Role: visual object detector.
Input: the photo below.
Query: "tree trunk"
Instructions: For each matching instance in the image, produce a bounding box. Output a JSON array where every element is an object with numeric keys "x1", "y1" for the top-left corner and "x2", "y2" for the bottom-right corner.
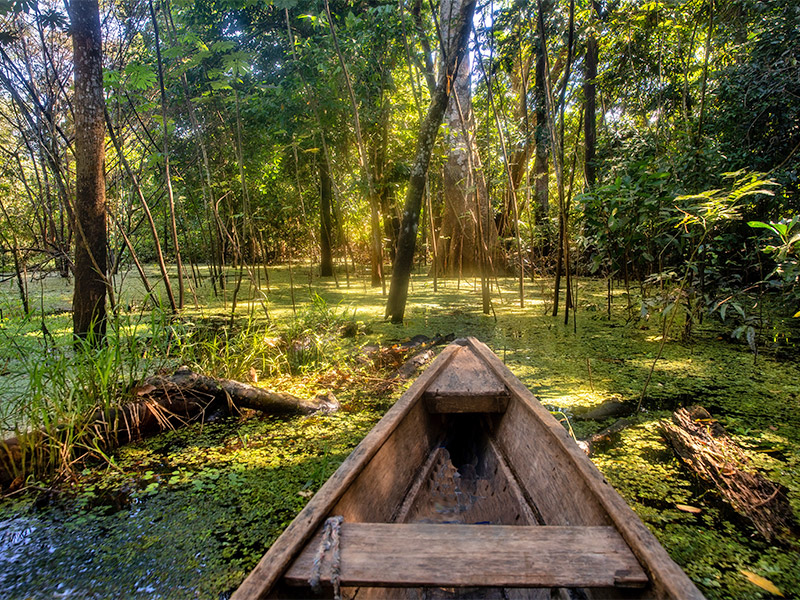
[
  {"x1": 533, "y1": 31, "x2": 549, "y2": 223},
  {"x1": 584, "y1": 14, "x2": 598, "y2": 189},
  {"x1": 385, "y1": 0, "x2": 477, "y2": 323},
  {"x1": 696, "y1": 0, "x2": 715, "y2": 142},
  {"x1": 69, "y1": 0, "x2": 107, "y2": 344},
  {"x1": 323, "y1": 0, "x2": 384, "y2": 290},
  {"x1": 498, "y1": 44, "x2": 534, "y2": 238},
  {"x1": 439, "y1": 53, "x2": 477, "y2": 275},
  {"x1": 106, "y1": 110, "x2": 177, "y2": 312},
  {"x1": 438, "y1": 0, "x2": 496, "y2": 277},
  {"x1": 149, "y1": 0, "x2": 185, "y2": 309},
  {"x1": 320, "y1": 154, "x2": 334, "y2": 277}
]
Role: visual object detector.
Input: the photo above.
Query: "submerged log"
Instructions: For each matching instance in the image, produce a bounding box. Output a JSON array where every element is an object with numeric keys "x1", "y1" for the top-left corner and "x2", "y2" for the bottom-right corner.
[
  {"x1": 579, "y1": 418, "x2": 632, "y2": 455},
  {"x1": 0, "y1": 368, "x2": 338, "y2": 490},
  {"x1": 661, "y1": 406, "x2": 796, "y2": 542}
]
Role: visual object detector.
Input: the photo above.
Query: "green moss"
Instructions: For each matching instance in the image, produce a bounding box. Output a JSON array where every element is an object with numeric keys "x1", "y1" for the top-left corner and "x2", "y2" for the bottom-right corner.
[{"x1": 0, "y1": 410, "x2": 382, "y2": 598}]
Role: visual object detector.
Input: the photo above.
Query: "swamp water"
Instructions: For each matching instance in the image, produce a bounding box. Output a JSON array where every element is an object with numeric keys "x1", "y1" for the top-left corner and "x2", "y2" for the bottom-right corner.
[
  {"x1": 0, "y1": 410, "x2": 382, "y2": 599},
  {"x1": 1, "y1": 275, "x2": 799, "y2": 598}
]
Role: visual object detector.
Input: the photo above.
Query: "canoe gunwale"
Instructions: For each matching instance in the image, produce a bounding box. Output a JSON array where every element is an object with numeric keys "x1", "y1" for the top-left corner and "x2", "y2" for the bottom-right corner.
[{"x1": 465, "y1": 338, "x2": 705, "y2": 600}]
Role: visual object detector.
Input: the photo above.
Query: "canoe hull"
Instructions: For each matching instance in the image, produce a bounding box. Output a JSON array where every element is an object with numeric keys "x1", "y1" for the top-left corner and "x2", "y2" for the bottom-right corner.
[{"x1": 233, "y1": 338, "x2": 704, "y2": 600}]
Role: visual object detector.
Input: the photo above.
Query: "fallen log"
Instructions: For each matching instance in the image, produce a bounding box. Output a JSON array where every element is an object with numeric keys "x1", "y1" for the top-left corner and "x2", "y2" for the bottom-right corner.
[
  {"x1": 92, "y1": 367, "x2": 338, "y2": 446},
  {"x1": 1, "y1": 368, "x2": 338, "y2": 490},
  {"x1": 661, "y1": 406, "x2": 796, "y2": 542},
  {"x1": 135, "y1": 367, "x2": 337, "y2": 415}
]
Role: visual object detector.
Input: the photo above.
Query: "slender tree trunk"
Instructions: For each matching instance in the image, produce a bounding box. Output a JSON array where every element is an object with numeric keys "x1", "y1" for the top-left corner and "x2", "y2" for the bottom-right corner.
[
  {"x1": 0, "y1": 200, "x2": 29, "y2": 315},
  {"x1": 106, "y1": 110, "x2": 177, "y2": 312},
  {"x1": 375, "y1": 95, "x2": 398, "y2": 261},
  {"x1": 148, "y1": 0, "x2": 184, "y2": 309},
  {"x1": 163, "y1": 0, "x2": 222, "y2": 300},
  {"x1": 697, "y1": 0, "x2": 715, "y2": 142},
  {"x1": 323, "y1": 0, "x2": 384, "y2": 291},
  {"x1": 69, "y1": 0, "x2": 107, "y2": 344},
  {"x1": 319, "y1": 154, "x2": 334, "y2": 277},
  {"x1": 473, "y1": 27, "x2": 523, "y2": 306},
  {"x1": 584, "y1": 5, "x2": 599, "y2": 189},
  {"x1": 385, "y1": 0, "x2": 477, "y2": 323},
  {"x1": 411, "y1": 0, "x2": 436, "y2": 95},
  {"x1": 545, "y1": 0, "x2": 575, "y2": 318},
  {"x1": 499, "y1": 34, "x2": 534, "y2": 238},
  {"x1": 533, "y1": 26, "x2": 549, "y2": 223}
]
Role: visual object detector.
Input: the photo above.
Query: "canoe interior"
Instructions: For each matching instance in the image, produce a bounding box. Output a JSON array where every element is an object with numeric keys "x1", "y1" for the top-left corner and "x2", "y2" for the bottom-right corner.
[{"x1": 274, "y1": 410, "x2": 644, "y2": 599}]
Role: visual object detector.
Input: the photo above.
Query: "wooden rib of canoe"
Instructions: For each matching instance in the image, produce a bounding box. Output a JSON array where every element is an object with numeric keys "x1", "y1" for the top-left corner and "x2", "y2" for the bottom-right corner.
[{"x1": 233, "y1": 337, "x2": 704, "y2": 600}]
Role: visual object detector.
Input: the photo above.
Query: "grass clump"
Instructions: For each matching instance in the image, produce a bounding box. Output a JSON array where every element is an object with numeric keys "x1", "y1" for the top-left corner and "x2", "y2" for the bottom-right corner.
[{"x1": 1, "y1": 307, "x2": 186, "y2": 486}]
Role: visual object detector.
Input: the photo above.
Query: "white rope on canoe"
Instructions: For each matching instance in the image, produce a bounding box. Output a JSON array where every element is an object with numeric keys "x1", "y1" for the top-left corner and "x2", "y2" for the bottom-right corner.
[{"x1": 309, "y1": 515, "x2": 344, "y2": 599}]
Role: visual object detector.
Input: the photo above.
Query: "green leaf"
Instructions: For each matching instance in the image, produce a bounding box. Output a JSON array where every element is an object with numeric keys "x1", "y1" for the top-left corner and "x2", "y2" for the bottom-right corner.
[
  {"x1": 747, "y1": 220, "x2": 773, "y2": 230},
  {"x1": 124, "y1": 63, "x2": 157, "y2": 91},
  {"x1": 211, "y1": 40, "x2": 236, "y2": 53}
]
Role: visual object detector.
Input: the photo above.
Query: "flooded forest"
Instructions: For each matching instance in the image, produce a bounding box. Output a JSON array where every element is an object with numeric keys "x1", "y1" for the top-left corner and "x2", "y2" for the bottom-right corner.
[{"x1": 0, "y1": 0, "x2": 798, "y2": 598}]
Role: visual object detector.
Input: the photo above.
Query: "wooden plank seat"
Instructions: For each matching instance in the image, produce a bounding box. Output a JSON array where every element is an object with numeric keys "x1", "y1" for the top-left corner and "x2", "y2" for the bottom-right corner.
[{"x1": 285, "y1": 523, "x2": 649, "y2": 589}]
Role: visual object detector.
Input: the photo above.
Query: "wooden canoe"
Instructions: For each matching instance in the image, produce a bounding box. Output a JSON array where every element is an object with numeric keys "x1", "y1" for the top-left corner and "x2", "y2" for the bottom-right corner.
[{"x1": 233, "y1": 337, "x2": 704, "y2": 600}]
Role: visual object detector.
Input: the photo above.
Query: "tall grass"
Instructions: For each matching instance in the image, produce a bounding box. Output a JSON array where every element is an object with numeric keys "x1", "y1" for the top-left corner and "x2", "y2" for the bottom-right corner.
[
  {"x1": 189, "y1": 292, "x2": 355, "y2": 380},
  {"x1": 1, "y1": 288, "x2": 358, "y2": 486},
  {"x1": 1, "y1": 306, "x2": 183, "y2": 485}
]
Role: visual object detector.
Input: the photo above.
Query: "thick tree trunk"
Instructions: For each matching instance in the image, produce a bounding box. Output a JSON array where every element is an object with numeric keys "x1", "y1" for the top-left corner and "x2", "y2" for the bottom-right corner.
[
  {"x1": 437, "y1": 0, "x2": 497, "y2": 278},
  {"x1": 319, "y1": 155, "x2": 334, "y2": 277},
  {"x1": 439, "y1": 52, "x2": 478, "y2": 275},
  {"x1": 69, "y1": 0, "x2": 107, "y2": 343},
  {"x1": 385, "y1": 0, "x2": 477, "y2": 323}
]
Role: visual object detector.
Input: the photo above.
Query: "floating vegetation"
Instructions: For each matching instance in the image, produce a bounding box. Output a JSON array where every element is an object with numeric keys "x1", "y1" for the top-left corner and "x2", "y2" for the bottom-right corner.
[{"x1": 1, "y1": 272, "x2": 798, "y2": 599}]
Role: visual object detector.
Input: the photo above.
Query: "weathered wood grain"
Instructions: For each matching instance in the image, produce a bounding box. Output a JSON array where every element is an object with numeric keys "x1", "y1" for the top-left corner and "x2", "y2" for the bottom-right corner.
[
  {"x1": 285, "y1": 523, "x2": 648, "y2": 588},
  {"x1": 233, "y1": 337, "x2": 705, "y2": 600},
  {"x1": 463, "y1": 337, "x2": 705, "y2": 600},
  {"x1": 662, "y1": 406, "x2": 796, "y2": 542},
  {"x1": 423, "y1": 345, "x2": 507, "y2": 398},
  {"x1": 424, "y1": 394, "x2": 509, "y2": 413}
]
